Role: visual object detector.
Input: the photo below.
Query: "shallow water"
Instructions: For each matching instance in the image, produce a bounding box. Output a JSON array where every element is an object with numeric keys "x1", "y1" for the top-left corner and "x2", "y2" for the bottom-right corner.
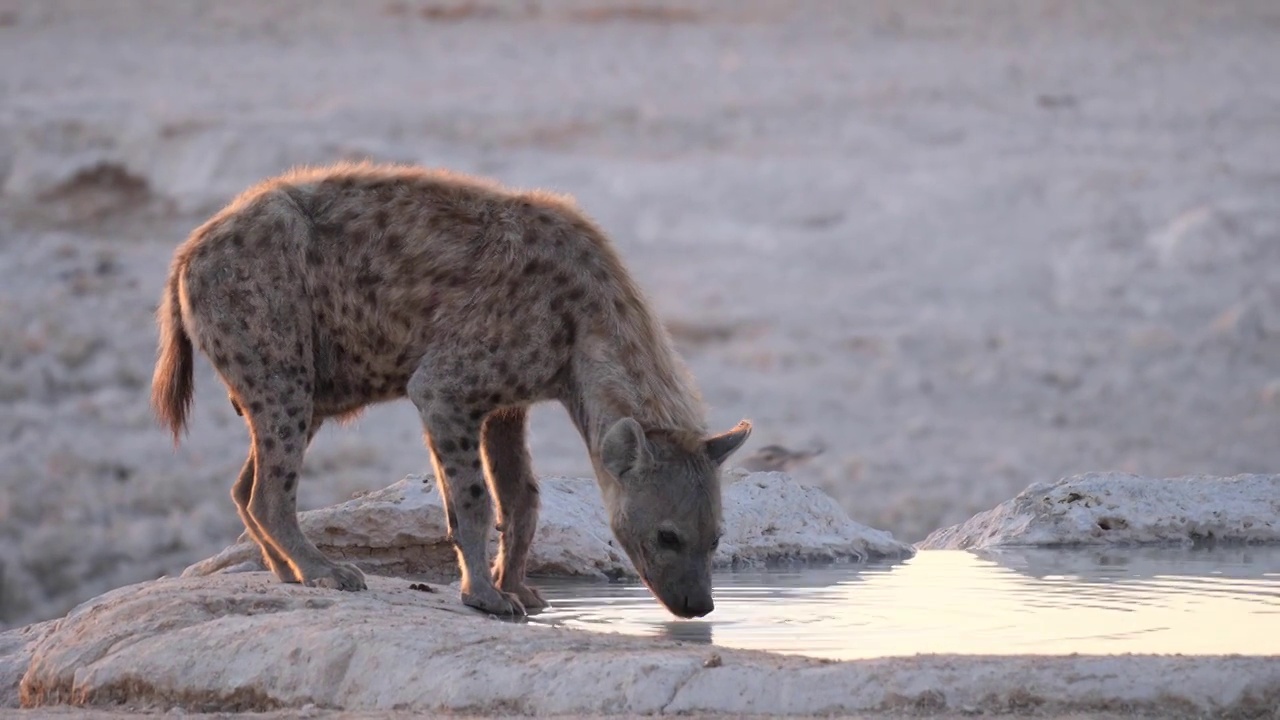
[{"x1": 527, "y1": 548, "x2": 1280, "y2": 659}]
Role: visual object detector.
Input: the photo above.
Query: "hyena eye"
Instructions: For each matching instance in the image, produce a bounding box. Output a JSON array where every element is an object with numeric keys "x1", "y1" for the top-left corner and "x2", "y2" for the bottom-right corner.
[
  {"x1": 657, "y1": 529, "x2": 682, "y2": 551},
  {"x1": 711, "y1": 534, "x2": 722, "y2": 551}
]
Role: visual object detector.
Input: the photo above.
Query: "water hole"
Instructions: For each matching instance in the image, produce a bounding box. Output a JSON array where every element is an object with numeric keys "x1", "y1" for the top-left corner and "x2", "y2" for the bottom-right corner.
[{"x1": 527, "y1": 548, "x2": 1280, "y2": 659}]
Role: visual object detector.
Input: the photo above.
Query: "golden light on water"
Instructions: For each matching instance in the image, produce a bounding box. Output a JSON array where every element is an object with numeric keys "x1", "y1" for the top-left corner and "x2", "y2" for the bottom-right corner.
[{"x1": 533, "y1": 550, "x2": 1280, "y2": 659}]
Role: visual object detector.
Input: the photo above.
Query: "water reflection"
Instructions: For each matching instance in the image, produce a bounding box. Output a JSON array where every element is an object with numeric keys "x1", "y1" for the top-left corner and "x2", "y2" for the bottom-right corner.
[
  {"x1": 528, "y1": 548, "x2": 1280, "y2": 659},
  {"x1": 659, "y1": 620, "x2": 714, "y2": 644}
]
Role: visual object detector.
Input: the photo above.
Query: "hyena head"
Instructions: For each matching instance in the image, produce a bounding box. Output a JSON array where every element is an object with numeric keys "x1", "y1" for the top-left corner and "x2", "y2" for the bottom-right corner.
[{"x1": 597, "y1": 418, "x2": 752, "y2": 618}]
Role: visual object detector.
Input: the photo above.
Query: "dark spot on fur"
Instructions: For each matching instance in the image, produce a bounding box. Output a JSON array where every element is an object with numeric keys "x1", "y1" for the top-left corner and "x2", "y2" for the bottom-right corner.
[
  {"x1": 471, "y1": 458, "x2": 482, "y2": 469},
  {"x1": 469, "y1": 483, "x2": 484, "y2": 499},
  {"x1": 444, "y1": 465, "x2": 458, "y2": 476},
  {"x1": 283, "y1": 472, "x2": 297, "y2": 492},
  {"x1": 566, "y1": 287, "x2": 585, "y2": 303},
  {"x1": 234, "y1": 352, "x2": 251, "y2": 366},
  {"x1": 469, "y1": 408, "x2": 486, "y2": 421},
  {"x1": 527, "y1": 481, "x2": 539, "y2": 494},
  {"x1": 306, "y1": 246, "x2": 324, "y2": 267},
  {"x1": 462, "y1": 501, "x2": 473, "y2": 510},
  {"x1": 458, "y1": 437, "x2": 472, "y2": 451},
  {"x1": 249, "y1": 401, "x2": 264, "y2": 413},
  {"x1": 560, "y1": 313, "x2": 577, "y2": 347},
  {"x1": 262, "y1": 437, "x2": 276, "y2": 451},
  {"x1": 488, "y1": 392, "x2": 502, "y2": 405}
]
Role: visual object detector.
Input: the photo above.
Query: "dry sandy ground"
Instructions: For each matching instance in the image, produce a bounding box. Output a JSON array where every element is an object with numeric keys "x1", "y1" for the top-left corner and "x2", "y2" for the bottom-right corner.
[{"x1": 1, "y1": 0, "x2": 1279, "y2": 628}]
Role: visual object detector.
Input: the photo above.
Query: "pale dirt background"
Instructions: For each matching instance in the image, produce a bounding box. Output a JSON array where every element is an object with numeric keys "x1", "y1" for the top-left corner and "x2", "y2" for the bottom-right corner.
[{"x1": 1, "y1": 0, "x2": 1278, "y2": 629}]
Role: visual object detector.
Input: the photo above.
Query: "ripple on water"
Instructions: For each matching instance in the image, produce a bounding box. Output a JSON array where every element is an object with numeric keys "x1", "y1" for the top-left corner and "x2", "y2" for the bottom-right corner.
[{"x1": 527, "y1": 547, "x2": 1280, "y2": 659}]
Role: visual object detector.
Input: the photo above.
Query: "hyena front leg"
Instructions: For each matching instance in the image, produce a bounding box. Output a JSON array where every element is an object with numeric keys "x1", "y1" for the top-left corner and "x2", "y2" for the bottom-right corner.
[
  {"x1": 482, "y1": 407, "x2": 547, "y2": 611},
  {"x1": 408, "y1": 367, "x2": 522, "y2": 616}
]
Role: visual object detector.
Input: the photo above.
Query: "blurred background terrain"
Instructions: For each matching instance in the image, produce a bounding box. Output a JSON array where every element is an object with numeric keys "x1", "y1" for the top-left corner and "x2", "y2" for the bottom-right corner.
[{"x1": 1, "y1": 0, "x2": 1278, "y2": 628}]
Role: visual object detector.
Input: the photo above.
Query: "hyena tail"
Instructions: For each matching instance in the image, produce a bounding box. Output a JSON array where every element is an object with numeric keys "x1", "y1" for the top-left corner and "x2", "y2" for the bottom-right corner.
[{"x1": 151, "y1": 265, "x2": 195, "y2": 444}]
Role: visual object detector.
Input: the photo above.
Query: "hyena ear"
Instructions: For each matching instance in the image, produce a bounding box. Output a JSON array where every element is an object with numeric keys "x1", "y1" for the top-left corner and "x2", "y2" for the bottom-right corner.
[
  {"x1": 705, "y1": 420, "x2": 753, "y2": 466},
  {"x1": 602, "y1": 417, "x2": 652, "y2": 480}
]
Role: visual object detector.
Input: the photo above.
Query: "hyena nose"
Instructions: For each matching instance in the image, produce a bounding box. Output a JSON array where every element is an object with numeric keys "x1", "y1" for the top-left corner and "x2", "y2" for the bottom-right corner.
[{"x1": 682, "y1": 594, "x2": 714, "y2": 618}]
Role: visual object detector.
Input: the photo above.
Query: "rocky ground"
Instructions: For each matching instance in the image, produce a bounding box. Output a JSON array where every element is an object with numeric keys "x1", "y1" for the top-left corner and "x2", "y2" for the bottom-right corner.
[
  {"x1": 5, "y1": 470, "x2": 1278, "y2": 718},
  {"x1": 2, "y1": 0, "x2": 1279, "y2": 629}
]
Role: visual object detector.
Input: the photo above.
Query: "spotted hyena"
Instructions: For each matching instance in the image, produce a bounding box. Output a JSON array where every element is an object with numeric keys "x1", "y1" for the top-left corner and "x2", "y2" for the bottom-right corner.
[{"x1": 151, "y1": 162, "x2": 752, "y2": 618}]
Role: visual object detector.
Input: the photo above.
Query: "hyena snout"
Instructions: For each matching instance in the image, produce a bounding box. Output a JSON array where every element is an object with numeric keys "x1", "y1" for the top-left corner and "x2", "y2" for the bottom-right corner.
[
  {"x1": 677, "y1": 592, "x2": 714, "y2": 619},
  {"x1": 649, "y1": 566, "x2": 715, "y2": 619}
]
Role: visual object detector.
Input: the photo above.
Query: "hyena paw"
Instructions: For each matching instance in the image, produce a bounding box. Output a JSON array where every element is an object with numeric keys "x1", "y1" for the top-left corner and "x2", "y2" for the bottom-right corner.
[
  {"x1": 502, "y1": 581, "x2": 548, "y2": 612},
  {"x1": 301, "y1": 561, "x2": 367, "y2": 592},
  {"x1": 462, "y1": 582, "x2": 526, "y2": 616}
]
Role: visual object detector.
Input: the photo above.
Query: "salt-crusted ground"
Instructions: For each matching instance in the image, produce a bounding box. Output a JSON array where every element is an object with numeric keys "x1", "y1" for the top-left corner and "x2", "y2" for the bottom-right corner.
[{"x1": 2, "y1": 0, "x2": 1278, "y2": 628}]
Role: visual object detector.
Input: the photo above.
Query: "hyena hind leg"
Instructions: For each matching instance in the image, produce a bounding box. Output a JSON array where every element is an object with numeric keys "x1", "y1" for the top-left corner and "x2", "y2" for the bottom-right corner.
[
  {"x1": 230, "y1": 418, "x2": 328, "y2": 583},
  {"x1": 243, "y1": 404, "x2": 365, "y2": 591},
  {"x1": 231, "y1": 452, "x2": 300, "y2": 583}
]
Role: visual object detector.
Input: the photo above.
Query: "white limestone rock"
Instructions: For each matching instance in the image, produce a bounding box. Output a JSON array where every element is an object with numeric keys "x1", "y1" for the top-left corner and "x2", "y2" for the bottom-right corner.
[
  {"x1": 919, "y1": 472, "x2": 1280, "y2": 550},
  {"x1": 14, "y1": 573, "x2": 1280, "y2": 715},
  {"x1": 0, "y1": 620, "x2": 56, "y2": 708},
  {"x1": 184, "y1": 471, "x2": 914, "y2": 581}
]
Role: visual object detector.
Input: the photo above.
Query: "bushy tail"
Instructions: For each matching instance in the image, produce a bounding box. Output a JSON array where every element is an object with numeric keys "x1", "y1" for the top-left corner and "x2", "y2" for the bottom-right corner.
[{"x1": 151, "y1": 267, "x2": 194, "y2": 443}]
